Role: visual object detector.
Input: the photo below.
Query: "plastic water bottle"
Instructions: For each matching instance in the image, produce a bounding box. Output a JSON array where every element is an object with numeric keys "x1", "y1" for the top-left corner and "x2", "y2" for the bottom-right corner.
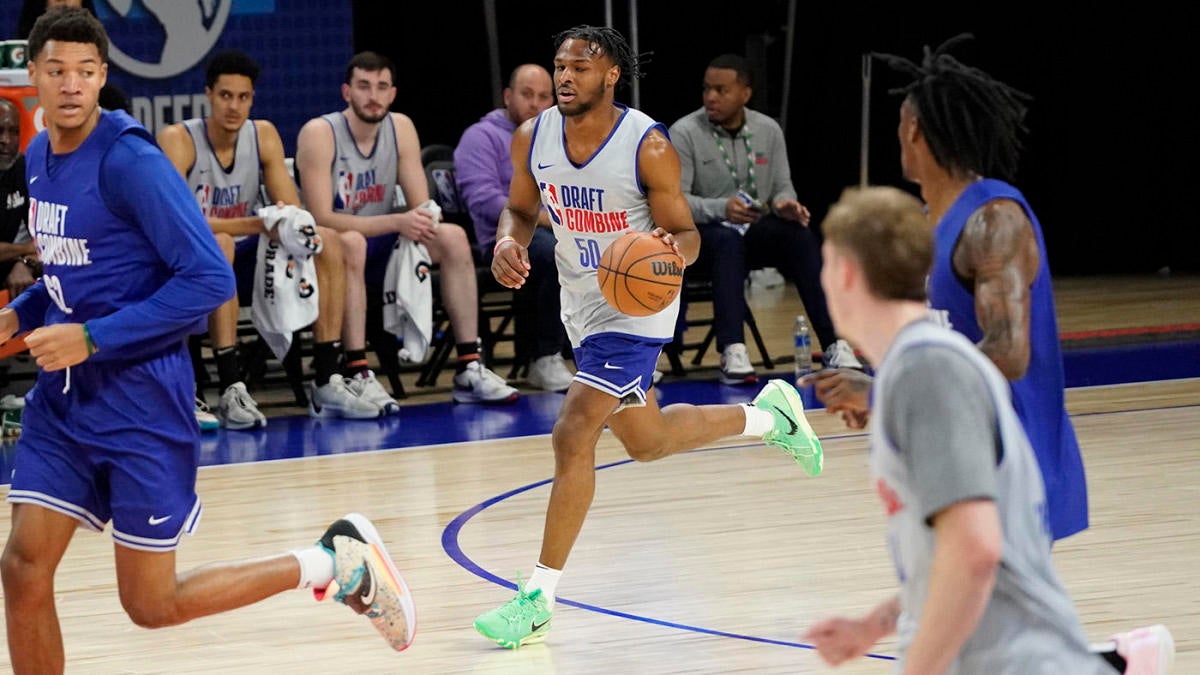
[{"x1": 794, "y1": 315, "x2": 812, "y2": 383}]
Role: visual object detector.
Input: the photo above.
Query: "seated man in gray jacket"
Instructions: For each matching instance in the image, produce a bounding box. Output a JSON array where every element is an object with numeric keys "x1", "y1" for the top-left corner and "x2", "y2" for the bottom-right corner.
[{"x1": 669, "y1": 54, "x2": 860, "y2": 384}]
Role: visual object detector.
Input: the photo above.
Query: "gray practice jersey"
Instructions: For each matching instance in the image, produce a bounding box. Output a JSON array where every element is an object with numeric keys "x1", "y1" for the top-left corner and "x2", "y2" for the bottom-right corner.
[
  {"x1": 183, "y1": 118, "x2": 262, "y2": 236},
  {"x1": 870, "y1": 319, "x2": 1108, "y2": 674},
  {"x1": 321, "y1": 111, "x2": 399, "y2": 218}
]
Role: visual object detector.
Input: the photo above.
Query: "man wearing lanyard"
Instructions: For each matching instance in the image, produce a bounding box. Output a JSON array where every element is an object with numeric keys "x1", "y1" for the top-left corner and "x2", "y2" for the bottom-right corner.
[{"x1": 669, "y1": 54, "x2": 861, "y2": 384}]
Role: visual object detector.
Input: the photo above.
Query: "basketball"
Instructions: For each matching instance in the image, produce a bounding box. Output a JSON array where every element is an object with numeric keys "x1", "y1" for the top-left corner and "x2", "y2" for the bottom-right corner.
[{"x1": 597, "y1": 231, "x2": 685, "y2": 316}]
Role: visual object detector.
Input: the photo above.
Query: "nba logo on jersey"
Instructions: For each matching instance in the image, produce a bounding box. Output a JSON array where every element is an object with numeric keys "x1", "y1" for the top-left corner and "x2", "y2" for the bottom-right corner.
[
  {"x1": 538, "y1": 181, "x2": 563, "y2": 226},
  {"x1": 335, "y1": 171, "x2": 355, "y2": 212},
  {"x1": 335, "y1": 169, "x2": 385, "y2": 214},
  {"x1": 194, "y1": 185, "x2": 211, "y2": 213}
]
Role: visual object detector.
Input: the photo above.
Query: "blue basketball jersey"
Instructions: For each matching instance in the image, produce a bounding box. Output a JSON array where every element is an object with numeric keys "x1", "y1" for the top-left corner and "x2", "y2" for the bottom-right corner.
[
  {"x1": 7, "y1": 110, "x2": 234, "y2": 550},
  {"x1": 927, "y1": 178, "x2": 1088, "y2": 540},
  {"x1": 13, "y1": 110, "x2": 233, "y2": 362}
]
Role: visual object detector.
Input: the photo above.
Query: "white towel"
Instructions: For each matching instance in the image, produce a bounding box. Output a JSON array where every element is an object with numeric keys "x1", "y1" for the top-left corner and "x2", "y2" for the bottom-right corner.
[
  {"x1": 258, "y1": 204, "x2": 324, "y2": 258},
  {"x1": 382, "y1": 238, "x2": 433, "y2": 363},
  {"x1": 251, "y1": 235, "x2": 319, "y2": 360}
]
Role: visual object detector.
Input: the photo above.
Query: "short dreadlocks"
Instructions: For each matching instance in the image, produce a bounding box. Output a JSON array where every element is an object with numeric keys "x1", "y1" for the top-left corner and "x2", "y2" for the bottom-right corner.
[
  {"x1": 552, "y1": 25, "x2": 646, "y2": 91},
  {"x1": 873, "y1": 34, "x2": 1031, "y2": 183}
]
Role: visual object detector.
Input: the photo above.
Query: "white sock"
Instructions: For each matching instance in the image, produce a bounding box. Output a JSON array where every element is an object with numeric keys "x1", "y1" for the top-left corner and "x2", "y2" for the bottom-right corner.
[
  {"x1": 292, "y1": 546, "x2": 335, "y2": 590},
  {"x1": 526, "y1": 563, "x2": 562, "y2": 610},
  {"x1": 742, "y1": 404, "x2": 775, "y2": 436}
]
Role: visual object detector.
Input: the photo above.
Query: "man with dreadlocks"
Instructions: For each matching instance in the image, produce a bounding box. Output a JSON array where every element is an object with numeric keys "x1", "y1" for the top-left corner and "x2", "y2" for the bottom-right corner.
[
  {"x1": 475, "y1": 25, "x2": 824, "y2": 649},
  {"x1": 805, "y1": 34, "x2": 1088, "y2": 542}
]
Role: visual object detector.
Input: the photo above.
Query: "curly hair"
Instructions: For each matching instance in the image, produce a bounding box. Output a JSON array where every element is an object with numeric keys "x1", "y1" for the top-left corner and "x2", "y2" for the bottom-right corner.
[{"x1": 552, "y1": 25, "x2": 646, "y2": 90}]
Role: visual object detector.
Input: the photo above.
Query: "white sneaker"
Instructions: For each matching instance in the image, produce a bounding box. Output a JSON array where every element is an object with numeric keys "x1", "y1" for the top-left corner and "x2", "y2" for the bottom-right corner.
[
  {"x1": 749, "y1": 267, "x2": 785, "y2": 289},
  {"x1": 217, "y1": 382, "x2": 267, "y2": 430},
  {"x1": 823, "y1": 339, "x2": 864, "y2": 371},
  {"x1": 194, "y1": 396, "x2": 220, "y2": 432},
  {"x1": 527, "y1": 354, "x2": 574, "y2": 392},
  {"x1": 452, "y1": 361, "x2": 519, "y2": 404},
  {"x1": 348, "y1": 370, "x2": 401, "y2": 415},
  {"x1": 1109, "y1": 624, "x2": 1175, "y2": 675},
  {"x1": 719, "y1": 343, "x2": 757, "y2": 385},
  {"x1": 309, "y1": 374, "x2": 386, "y2": 419}
]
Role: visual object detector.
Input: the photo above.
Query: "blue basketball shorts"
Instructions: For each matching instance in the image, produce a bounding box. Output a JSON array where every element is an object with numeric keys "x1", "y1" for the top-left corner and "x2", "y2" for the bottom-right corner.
[
  {"x1": 6, "y1": 349, "x2": 203, "y2": 551},
  {"x1": 573, "y1": 333, "x2": 667, "y2": 411},
  {"x1": 365, "y1": 232, "x2": 401, "y2": 289},
  {"x1": 233, "y1": 235, "x2": 258, "y2": 307}
]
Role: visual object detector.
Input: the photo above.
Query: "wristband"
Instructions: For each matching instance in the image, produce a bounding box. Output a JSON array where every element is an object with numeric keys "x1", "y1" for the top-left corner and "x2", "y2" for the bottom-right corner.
[
  {"x1": 83, "y1": 323, "x2": 98, "y2": 356},
  {"x1": 493, "y1": 235, "x2": 518, "y2": 256}
]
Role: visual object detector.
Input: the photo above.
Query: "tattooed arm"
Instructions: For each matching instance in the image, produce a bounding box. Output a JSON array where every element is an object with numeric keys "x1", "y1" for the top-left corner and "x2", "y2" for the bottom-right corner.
[{"x1": 952, "y1": 199, "x2": 1040, "y2": 380}]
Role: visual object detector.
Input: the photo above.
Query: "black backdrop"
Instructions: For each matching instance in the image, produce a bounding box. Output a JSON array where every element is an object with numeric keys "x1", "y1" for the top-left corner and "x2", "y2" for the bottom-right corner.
[{"x1": 353, "y1": 2, "x2": 1196, "y2": 276}]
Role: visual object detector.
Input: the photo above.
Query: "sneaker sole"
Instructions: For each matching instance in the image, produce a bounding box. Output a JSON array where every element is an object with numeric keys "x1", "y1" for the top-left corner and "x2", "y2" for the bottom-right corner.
[
  {"x1": 342, "y1": 513, "x2": 417, "y2": 651},
  {"x1": 528, "y1": 377, "x2": 573, "y2": 392},
  {"x1": 307, "y1": 405, "x2": 386, "y2": 420},
  {"x1": 452, "y1": 391, "x2": 520, "y2": 405},
  {"x1": 474, "y1": 619, "x2": 551, "y2": 649},
  {"x1": 220, "y1": 417, "x2": 267, "y2": 431}
]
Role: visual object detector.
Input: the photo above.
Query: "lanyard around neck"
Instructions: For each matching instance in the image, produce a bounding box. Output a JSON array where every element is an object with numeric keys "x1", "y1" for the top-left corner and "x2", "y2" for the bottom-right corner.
[{"x1": 710, "y1": 124, "x2": 757, "y2": 200}]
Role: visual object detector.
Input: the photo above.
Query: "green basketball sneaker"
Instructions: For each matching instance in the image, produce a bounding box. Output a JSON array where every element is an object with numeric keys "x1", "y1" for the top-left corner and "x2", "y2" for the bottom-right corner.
[
  {"x1": 474, "y1": 579, "x2": 553, "y2": 649},
  {"x1": 752, "y1": 379, "x2": 823, "y2": 476}
]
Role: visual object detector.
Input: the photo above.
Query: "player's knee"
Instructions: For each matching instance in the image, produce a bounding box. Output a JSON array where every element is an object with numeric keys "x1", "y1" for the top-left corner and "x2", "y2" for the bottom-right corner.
[
  {"x1": 214, "y1": 232, "x2": 236, "y2": 260},
  {"x1": 121, "y1": 595, "x2": 180, "y2": 629},
  {"x1": 438, "y1": 224, "x2": 472, "y2": 262},
  {"x1": 551, "y1": 417, "x2": 600, "y2": 463},
  {"x1": 0, "y1": 546, "x2": 53, "y2": 599},
  {"x1": 623, "y1": 436, "x2": 670, "y2": 462},
  {"x1": 339, "y1": 231, "x2": 366, "y2": 270},
  {"x1": 316, "y1": 226, "x2": 342, "y2": 255}
]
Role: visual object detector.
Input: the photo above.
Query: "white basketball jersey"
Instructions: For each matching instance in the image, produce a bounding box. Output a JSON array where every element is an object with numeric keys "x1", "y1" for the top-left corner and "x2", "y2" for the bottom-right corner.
[
  {"x1": 529, "y1": 104, "x2": 679, "y2": 346},
  {"x1": 183, "y1": 118, "x2": 262, "y2": 242}
]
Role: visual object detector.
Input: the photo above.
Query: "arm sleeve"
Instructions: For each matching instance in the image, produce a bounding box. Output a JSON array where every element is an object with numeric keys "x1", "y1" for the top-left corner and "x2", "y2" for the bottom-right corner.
[
  {"x1": 882, "y1": 345, "x2": 1000, "y2": 524},
  {"x1": 8, "y1": 279, "x2": 50, "y2": 332},
  {"x1": 86, "y1": 134, "x2": 235, "y2": 355},
  {"x1": 453, "y1": 127, "x2": 508, "y2": 236},
  {"x1": 765, "y1": 123, "x2": 798, "y2": 203}
]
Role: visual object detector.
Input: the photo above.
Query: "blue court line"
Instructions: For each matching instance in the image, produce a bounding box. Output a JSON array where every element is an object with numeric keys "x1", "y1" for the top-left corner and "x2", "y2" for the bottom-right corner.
[{"x1": 440, "y1": 442, "x2": 897, "y2": 662}]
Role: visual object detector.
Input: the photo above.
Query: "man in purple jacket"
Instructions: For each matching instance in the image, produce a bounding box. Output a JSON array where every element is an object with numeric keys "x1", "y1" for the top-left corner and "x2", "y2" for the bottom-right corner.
[{"x1": 454, "y1": 64, "x2": 574, "y2": 391}]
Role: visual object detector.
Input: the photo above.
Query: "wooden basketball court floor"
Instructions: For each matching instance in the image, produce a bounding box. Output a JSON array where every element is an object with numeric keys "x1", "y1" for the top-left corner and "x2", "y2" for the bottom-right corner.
[{"x1": 0, "y1": 274, "x2": 1197, "y2": 673}]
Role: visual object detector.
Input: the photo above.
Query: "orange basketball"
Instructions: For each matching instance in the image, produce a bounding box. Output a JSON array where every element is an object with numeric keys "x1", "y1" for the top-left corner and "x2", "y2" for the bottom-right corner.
[{"x1": 597, "y1": 231, "x2": 685, "y2": 317}]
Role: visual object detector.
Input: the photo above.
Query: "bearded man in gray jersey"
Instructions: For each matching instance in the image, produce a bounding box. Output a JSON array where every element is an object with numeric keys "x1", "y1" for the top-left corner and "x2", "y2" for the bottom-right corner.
[{"x1": 801, "y1": 186, "x2": 1173, "y2": 675}]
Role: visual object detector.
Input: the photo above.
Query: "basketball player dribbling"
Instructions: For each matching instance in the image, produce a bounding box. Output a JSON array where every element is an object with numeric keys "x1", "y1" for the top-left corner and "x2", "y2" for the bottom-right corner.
[{"x1": 475, "y1": 25, "x2": 823, "y2": 649}]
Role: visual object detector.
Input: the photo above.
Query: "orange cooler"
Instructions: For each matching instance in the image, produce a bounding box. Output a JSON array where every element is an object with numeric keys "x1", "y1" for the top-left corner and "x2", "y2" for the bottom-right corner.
[{"x1": 0, "y1": 69, "x2": 40, "y2": 153}]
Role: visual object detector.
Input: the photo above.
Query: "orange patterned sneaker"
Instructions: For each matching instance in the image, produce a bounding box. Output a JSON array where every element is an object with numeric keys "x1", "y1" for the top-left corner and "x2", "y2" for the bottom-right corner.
[{"x1": 315, "y1": 513, "x2": 416, "y2": 651}]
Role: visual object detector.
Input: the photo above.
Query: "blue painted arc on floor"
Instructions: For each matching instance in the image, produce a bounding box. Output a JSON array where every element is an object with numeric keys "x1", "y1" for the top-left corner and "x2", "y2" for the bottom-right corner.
[{"x1": 441, "y1": 443, "x2": 898, "y2": 661}]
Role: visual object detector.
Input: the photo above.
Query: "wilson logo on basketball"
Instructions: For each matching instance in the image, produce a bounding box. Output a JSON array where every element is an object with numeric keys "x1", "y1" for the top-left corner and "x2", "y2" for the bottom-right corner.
[
  {"x1": 650, "y1": 260, "x2": 683, "y2": 278},
  {"x1": 597, "y1": 231, "x2": 684, "y2": 317}
]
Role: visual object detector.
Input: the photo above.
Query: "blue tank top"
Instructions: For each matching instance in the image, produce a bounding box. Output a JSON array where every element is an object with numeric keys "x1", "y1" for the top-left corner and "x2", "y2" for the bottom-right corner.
[{"x1": 927, "y1": 178, "x2": 1088, "y2": 540}]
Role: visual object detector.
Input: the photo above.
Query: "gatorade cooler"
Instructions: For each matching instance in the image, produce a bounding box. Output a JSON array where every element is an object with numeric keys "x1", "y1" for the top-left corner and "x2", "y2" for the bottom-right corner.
[{"x1": 0, "y1": 68, "x2": 40, "y2": 153}]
